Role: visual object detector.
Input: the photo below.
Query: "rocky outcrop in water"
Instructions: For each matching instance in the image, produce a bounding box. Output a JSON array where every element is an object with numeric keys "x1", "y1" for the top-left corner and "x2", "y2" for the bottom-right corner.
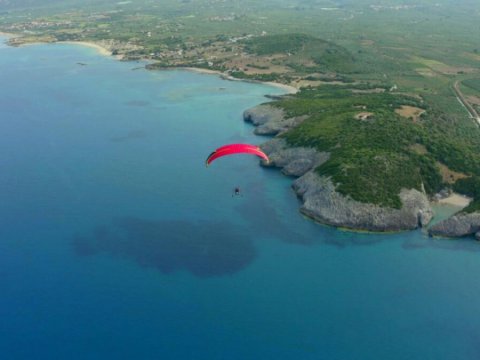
[
  {"x1": 243, "y1": 104, "x2": 307, "y2": 136},
  {"x1": 243, "y1": 104, "x2": 434, "y2": 232},
  {"x1": 429, "y1": 213, "x2": 480, "y2": 238}
]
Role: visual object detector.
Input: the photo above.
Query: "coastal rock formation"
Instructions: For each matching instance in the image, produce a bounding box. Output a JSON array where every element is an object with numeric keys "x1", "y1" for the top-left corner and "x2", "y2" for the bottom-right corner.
[
  {"x1": 243, "y1": 104, "x2": 307, "y2": 135},
  {"x1": 257, "y1": 138, "x2": 432, "y2": 231},
  {"x1": 243, "y1": 103, "x2": 434, "y2": 232},
  {"x1": 429, "y1": 213, "x2": 480, "y2": 238},
  {"x1": 293, "y1": 172, "x2": 433, "y2": 232},
  {"x1": 260, "y1": 138, "x2": 330, "y2": 177}
]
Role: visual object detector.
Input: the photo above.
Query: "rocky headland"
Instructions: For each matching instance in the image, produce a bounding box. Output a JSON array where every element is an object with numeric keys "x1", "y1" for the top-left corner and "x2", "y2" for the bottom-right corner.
[
  {"x1": 293, "y1": 172, "x2": 433, "y2": 232},
  {"x1": 244, "y1": 103, "x2": 435, "y2": 232},
  {"x1": 244, "y1": 104, "x2": 306, "y2": 136}
]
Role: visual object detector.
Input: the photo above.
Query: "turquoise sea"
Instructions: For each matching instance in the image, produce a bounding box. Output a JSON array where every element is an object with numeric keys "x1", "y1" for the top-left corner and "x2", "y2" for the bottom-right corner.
[{"x1": 1, "y1": 37, "x2": 480, "y2": 359}]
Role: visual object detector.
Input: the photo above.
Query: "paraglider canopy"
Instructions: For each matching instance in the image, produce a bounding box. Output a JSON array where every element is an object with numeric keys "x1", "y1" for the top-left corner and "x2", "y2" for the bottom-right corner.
[{"x1": 206, "y1": 143, "x2": 269, "y2": 166}]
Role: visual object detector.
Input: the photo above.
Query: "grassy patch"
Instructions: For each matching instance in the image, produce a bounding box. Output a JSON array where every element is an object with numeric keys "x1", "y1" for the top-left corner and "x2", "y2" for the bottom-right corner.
[
  {"x1": 244, "y1": 33, "x2": 356, "y2": 73},
  {"x1": 463, "y1": 78, "x2": 480, "y2": 93}
]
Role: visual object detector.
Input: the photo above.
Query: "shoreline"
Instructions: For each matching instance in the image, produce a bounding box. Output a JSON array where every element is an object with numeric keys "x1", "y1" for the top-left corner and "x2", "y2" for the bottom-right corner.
[
  {"x1": 2, "y1": 36, "x2": 298, "y2": 95},
  {"x1": 3, "y1": 35, "x2": 476, "y2": 235},
  {"x1": 435, "y1": 192, "x2": 471, "y2": 208},
  {"x1": 430, "y1": 193, "x2": 471, "y2": 226},
  {"x1": 181, "y1": 67, "x2": 298, "y2": 94},
  {"x1": 264, "y1": 81, "x2": 299, "y2": 94},
  {"x1": 57, "y1": 41, "x2": 112, "y2": 56},
  {"x1": 0, "y1": 31, "x2": 16, "y2": 38}
]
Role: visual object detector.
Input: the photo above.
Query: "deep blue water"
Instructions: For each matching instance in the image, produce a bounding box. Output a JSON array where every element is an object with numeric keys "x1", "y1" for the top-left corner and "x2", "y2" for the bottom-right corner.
[{"x1": 1, "y1": 38, "x2": 480, "y2": 360}]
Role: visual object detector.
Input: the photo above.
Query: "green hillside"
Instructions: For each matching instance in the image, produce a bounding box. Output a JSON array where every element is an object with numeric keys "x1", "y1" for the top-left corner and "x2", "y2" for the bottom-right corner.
[{"x1": 277, "y1": 84, "x2": 480, "y2": 209}]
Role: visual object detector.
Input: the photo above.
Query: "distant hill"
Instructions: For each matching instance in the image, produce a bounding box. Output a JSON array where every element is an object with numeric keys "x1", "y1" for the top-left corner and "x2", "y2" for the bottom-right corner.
[
  {"x1": 244, "y1": 33, "x2": 356, "y2": 73},
  {"x1": 0, "y1": 0, "x2": 64, "y2": 8},
  {"x1": 0, "y1": 0, "x2": 114, "y2": 10}
]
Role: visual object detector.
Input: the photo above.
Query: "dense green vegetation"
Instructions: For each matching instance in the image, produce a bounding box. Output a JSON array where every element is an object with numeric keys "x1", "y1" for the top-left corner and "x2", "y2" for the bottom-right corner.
[
  {"x1": 244, "y1": 33, "x2": 319, "y2": 56},
  {"x1": 244, "y1": 33, "x2": 356, "y2": 73},
  {"x1": 277, "y1": 84, "x2": 480, "y2": 208},
  {"x1": 278, "y1": 87, "x2": 432, "y2": 207},
  {"x1": 229, "y1": 71, "x2": 283, "y2": 82},
  {"x1": 453, "y1": 177, "x2": 480, "y2": 212}
]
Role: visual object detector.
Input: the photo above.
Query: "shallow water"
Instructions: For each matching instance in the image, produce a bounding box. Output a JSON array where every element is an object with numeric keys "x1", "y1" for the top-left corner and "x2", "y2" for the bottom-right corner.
[{"x1": 1, "y1": 38, "x2": 480, "y2": 360}]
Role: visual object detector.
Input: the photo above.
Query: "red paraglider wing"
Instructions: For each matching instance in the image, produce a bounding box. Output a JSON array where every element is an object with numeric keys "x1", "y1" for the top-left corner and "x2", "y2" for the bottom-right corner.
[
  {"x1": 214, "y1": 143, "x2": 259, "y2": 153},
  {"x1": 206, "y1": 144, "x2": 269, "y2": 166},
  {"x1": 206, "y1": 146, "x2": 268, "y2": 165}
]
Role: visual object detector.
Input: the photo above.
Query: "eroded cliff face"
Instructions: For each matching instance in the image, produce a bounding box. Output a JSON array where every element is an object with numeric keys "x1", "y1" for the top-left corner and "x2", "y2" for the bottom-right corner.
[
  {"x1": 260, "y1": 138, "x2": 330, "y2": 177},
  {"x1": 244, "y1": 103, "x2": 434, "y2": 232},
  {"x1": 243, "y1": 104, "x2": 307, "y2": 136},
  {"x1": 293, "y1": 172, "x2": 433, "y2": 232},
  {"x1": 429, "y1": 213, "x2": 480, "y2": 239}
]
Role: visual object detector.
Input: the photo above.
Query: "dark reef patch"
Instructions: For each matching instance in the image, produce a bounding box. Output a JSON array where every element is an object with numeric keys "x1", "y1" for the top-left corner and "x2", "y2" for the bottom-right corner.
[
  {"x1": 234, "y1": 181, "x2": 312, "y2": 245},
  {"x1": 73, "y1": 217, "x2": 256, "y2": 277}
]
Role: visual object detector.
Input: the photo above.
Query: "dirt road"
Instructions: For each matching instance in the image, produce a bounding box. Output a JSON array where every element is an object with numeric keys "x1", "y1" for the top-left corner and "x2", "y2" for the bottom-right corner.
[{"x1": 453, "y1": 80, "x2": 480, "y2": 123}]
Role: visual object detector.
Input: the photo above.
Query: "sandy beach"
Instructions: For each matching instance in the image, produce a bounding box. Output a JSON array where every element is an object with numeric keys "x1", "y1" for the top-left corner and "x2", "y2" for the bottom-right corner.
[
  {"x1": 58, "y1": 41, "x2": 112, "y2": 56},
  {"x1": 437, "y1": 192, "x2": 471, "y2": 207},
  {"x1": 264, "y1": 81, "x2": 298, "y2": 94},
  {"x1": 184, "y1": 67, "x2": 223, "y2": 75},
  {"x1": 2, "y1": 36, "x2": 297, "y2": 94},
  {"x1": 183, "y1": 67, "x2": 298, "y2": 94}
]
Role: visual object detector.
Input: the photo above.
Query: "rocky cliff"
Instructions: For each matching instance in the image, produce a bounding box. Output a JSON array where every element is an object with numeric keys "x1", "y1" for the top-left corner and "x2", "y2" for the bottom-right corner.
[
  {"x1": 244, "y1": 103, "x2": 434, "y2": 232},
  {"x1": 260, "y1": 138, "x2": 330, "y2": 177},
  {"x1": 429, "y1": 213, "x2": 480, "y2": 239},
  {"x1": 244, "y1": 104, "x2": 308, "y2": 136},
  {"x1": 293, "y1": 172, "x2": 433, "y2": 232}
]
